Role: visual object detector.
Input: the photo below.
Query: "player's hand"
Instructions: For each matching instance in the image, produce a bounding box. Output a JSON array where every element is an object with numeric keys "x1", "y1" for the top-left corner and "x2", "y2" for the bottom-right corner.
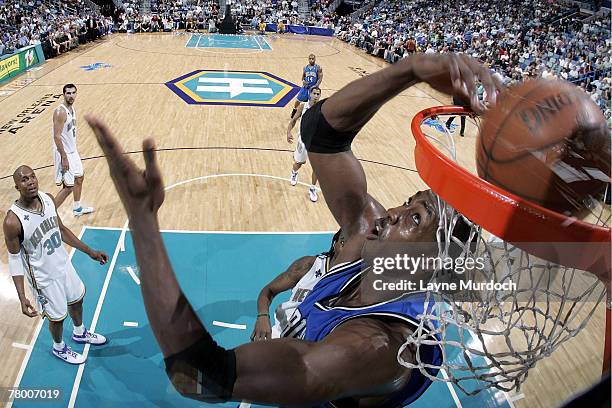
[
  {"x1": 410, "y1": 53, "x2": 504, "y2": 115},
  {"x1": 250, "y1": 315, "x2": 272, "y2": 341},
  {"x1": 61, "y1": 155, "x2": 70, "y2": 172},
  {"x1": 20, "y1": 298, "x2": 38, "y2": 317},
  {"x1": 85, "y1": 115, "x2": 165, "y2": 218},
  {"x1": 287, "y1": 130, "x2": 294, "y2": 143},
  {"x1": 88, "y1": 249, "x2": 109, "y2": 265}
]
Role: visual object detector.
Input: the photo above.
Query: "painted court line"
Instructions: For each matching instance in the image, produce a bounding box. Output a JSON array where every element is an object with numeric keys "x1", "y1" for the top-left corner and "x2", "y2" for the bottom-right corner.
[
  {"x1": 123, "y1": 321, "x2": 139, "y2": 327},
  {"x1": 259, "y1": 35, "x2": 272, "y2": 50},
  {"x1": 213, "y1": 321, "x2": 247, "y2": 330},
  {"x1": 509, "y1": 393, "x2": 525, "y2": 402},
  {"x1": 11, "y1": 342, "x2": 31, "y2": 350},
  {"x1": 440, "y1": 369, "x2": 462, "y2": 408},
  {"x1": 126, "y1": 266, "x2": 141, "y2": 285},
  {"x1": 68, "y1": 221, "x2": 129, "y2": 408},
  {"x1": 7, "y1": 227, "x2": 86, "y2": 408},
  {"x1": 254, "y1": 35, "x2": 263, "y2": 51}
]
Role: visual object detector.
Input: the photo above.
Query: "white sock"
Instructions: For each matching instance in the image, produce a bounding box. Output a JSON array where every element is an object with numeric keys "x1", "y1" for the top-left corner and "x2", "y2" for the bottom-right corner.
[
  {"x1": 310, "y1": 185, "x2": 316, "y2": 191},
  {"x1": 73, "y1": 324, "x2": 85, "y2": 335},
  {"x1": 53, "y1": 340, "x2": 65, "y2": 351},
  {"x1": 74, "y1": 201, "x2": 81, "y2": 210},
  {"x1": 292, "y1": 170, "x2": 298, "y2": 175}
]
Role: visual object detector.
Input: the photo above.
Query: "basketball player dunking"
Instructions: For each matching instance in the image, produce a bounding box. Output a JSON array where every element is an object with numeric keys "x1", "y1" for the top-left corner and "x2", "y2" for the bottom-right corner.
[
  {"x1": 287, "y1": 86, "x2": 321, "y2": 202},
  {"x1": 53, "y1": 84, "x2": 95, "y2": 216},
  {"x1": 290, "y1": 54, "x2": 323, "y2": 118},
  {"x1": 86, "y1": 52, "x2": 503, "y2": 406},
  {"x1": 4, "y1": 166, "x2": 109, "y2": 364}
]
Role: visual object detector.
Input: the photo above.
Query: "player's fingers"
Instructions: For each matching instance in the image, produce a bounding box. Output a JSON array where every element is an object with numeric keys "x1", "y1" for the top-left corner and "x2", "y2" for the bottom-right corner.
[
  {"x1": 143, "y1": 138, "x2": 163, "y2": 186},
  {"x1": 457, "y1": 56, "x2": 483, "y2": 114},
  {"x1": 475, "y1": 64, "x2": 500, "y2": 107},
  {"x1": 457, "y1": 56, "x2": 477, "y2": 97},
  {"x1": 25, "y1": 304, "x2": 37, "y2": 316},
  {"x1": 448, "y1": 54, "x2": 462, "y2": 93}
]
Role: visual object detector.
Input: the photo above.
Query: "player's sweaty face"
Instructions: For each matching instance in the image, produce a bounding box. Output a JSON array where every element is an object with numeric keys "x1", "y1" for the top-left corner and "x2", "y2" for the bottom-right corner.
[
  {"x1": 375, "y1": 190, "x2": 439, "y2": 242},
  {"x1": 15, "y1": 170, "x2": 39, "y2": 198}
]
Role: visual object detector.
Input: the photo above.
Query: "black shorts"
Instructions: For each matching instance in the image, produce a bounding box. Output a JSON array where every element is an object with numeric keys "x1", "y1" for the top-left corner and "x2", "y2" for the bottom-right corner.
[{"x1": 300, "y1": 98, "x2": 358, "y2": 154}]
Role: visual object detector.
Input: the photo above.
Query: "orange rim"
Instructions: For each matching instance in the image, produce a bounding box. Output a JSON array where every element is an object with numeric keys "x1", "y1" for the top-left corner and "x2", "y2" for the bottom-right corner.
[
  {"x1": 411, "y1": 105, "x2": 611, "y2": 274},
  {"x1": 604, "y1": 307, "x2": 611, "y2": 375}
]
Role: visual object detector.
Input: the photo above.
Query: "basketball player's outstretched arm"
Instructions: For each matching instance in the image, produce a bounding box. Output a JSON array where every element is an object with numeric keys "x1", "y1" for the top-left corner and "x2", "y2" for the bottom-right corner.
[
  {"x1": 3, "y1": 213, "x2": 38, "y2": 317},
  {"x1": 87, "y1": 117, "x2": 413, "y2": 405},
  {"x1": 323, "y1": 53, "x2": 501, "y2": 131},
  {"x1": 307, "y1": 53, "x2": 503, "y2": 231}
]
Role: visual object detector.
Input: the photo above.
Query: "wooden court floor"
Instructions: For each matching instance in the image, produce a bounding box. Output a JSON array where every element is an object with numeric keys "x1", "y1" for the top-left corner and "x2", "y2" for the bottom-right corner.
[{"x1": 0, "y1": 32, "x2": 608, "y2": 408}]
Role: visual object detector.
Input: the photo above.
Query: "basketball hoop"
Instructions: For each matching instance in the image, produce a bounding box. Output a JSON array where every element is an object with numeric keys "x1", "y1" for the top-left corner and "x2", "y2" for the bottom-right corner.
[{"x1": 397, "y1": 105, "x2": 611, "y2": 395}]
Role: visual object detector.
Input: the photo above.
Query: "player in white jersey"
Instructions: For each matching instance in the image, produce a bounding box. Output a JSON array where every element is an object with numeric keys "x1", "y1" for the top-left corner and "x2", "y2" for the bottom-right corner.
[
  {"x1": 251, "y1": 230, "x2": 340, "y2": 341},
  {"x1": 53, "y1": 84, "x2": 94, "y2": 216},
  {"x1": 4, "y1": 166, "x2": 109, "y2": 365},
  {"x1": 287, "y1": 86, "x2": 321, "y2": 202}
]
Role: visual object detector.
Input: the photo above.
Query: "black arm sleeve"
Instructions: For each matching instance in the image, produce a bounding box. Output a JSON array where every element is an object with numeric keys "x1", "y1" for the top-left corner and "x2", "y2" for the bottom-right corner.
[
  {"x1": 164, "y1": 331, "x2": 237, "y2": 402},
  {"x1": 300, "y1": 98, "x2": 359, "y2": 153}
]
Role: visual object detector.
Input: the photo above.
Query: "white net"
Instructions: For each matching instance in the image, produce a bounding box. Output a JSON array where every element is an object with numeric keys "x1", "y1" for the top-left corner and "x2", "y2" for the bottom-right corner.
[{"x1": 397, "y1": 112, "x2": 610, "y2": 395}]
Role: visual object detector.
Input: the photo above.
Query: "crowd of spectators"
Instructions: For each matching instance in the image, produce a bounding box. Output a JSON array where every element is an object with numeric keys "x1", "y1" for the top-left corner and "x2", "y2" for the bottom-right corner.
[
  {"x1": 0, "y1": 0, "x2": 112, "y2": 59},
  {"x1": 112, "y1": 0, "x2": 335, "y2": 34},
  {"x1": 2, "y1": 0, "x2": 609, "y2": 112},
  {"x1": 335, "y1": 0, "x2": 611, "y2": 111}
]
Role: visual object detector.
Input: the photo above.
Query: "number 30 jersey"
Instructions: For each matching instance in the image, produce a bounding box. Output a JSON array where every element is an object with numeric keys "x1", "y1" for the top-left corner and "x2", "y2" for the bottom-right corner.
[{"x1": 10, "y1": 192, "x2": 68, "y2": 288}]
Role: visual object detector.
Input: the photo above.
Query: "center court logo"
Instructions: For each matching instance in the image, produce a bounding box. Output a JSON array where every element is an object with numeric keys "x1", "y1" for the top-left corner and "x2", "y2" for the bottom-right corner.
[{"x1": 165, "y1": 70, "x2": 299, "y2": 107}]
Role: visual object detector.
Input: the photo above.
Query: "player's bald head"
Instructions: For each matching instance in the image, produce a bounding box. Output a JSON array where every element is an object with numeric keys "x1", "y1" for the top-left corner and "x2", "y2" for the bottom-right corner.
[{"x1": 13, "y1": 165, "x2": 34, "y2": 182}]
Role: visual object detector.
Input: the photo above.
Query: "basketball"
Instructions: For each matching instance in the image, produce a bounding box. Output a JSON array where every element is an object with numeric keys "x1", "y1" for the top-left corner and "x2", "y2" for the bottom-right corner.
[{"x1": 476, "y1": 79, "x2": 611, "y2": 216}]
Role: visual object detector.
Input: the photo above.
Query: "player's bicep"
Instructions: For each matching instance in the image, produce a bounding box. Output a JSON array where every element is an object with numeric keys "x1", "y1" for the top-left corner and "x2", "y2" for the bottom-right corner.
[
  {"x1": 3, "y1": 214, "x2": 22, "y2": 253},
  {"x1": 283, "y1": 256, "x2": 316, "y2": 285},
  {"x1": 308, "y1": 151, "x2": 368, "y2": 228},
  {"x1": 53, "y1": 109, "x2": 65, "y2": 137}
]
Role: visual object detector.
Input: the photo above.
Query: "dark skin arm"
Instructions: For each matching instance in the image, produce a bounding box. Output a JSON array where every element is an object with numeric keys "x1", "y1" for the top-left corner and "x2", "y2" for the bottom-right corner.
[
  {"x1": 287, "y1": 102, "x2": 305, "y2": 143},
  {"x1": 251, "y1": 255, "x2": 316, "y2": 341},
  {"x1": 47, "y1": 194, "x2": 109, "y2": 265},
  {"x1": 52, "y1": 107, "x2": 69, "y2": 172},
  {"x1": 307, "y1": 53, "x2": 503, "y2": 249},
  {"x1": 86, "y1": 117, "x2": 414, "y2": 405},
  {"x1": 3, "y1": 212, "x2": 37, "y2": 317},
  {"x1": 315, "y1": 65, "x2": 323, "y2": 87}
]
